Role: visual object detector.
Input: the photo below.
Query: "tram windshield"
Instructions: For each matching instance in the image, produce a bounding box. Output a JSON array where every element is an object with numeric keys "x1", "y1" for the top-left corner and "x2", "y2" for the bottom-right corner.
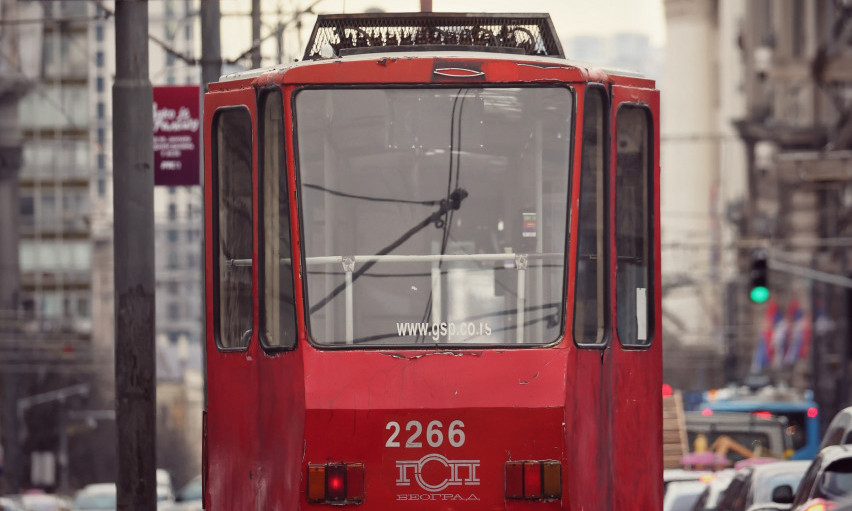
[{"x1": 294, "y1": 86, "x2": 573, "y2": 346}]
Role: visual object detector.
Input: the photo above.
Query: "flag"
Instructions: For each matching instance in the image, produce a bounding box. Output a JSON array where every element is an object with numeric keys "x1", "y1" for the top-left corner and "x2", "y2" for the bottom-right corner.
[
  {"x1": 751, "y1": 299, "x2": 778, "y2": 372},
  {"x1": 783, "y1": 300, "x2": 810, "y2": 365},
  {"x1": 770, "y1": 304, "x2": 787, "y2": 369}
]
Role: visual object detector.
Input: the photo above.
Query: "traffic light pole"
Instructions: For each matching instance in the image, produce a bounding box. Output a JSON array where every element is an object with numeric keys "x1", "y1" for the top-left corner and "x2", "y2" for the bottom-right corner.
[{"x1": 768, "y1": 258, "x2": 852, "y2": 289}]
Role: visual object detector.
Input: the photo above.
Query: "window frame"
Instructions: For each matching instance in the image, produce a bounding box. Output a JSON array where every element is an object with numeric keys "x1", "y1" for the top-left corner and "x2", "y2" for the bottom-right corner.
[
  {"x1": 573, "y1": 83, "x2": 610, "y2": 348},
  {"x1": 614, "y1": 102, "x2": 654, "y2": 348},
  {"x1": 291, "y1": 83, "x2": 576, "y2": 350},
  {"x1": 211, "y1": 105, "x2": 255, "y2": 352},
  {"x1": 257, "y1": 87, "x2": 299, "y2": 352}
]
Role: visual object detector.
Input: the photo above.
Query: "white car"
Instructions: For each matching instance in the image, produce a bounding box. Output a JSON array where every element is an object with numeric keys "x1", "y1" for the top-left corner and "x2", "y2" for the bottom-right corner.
[{"x1": 71, "y1": 483, "x2": 116, "y2": 511}]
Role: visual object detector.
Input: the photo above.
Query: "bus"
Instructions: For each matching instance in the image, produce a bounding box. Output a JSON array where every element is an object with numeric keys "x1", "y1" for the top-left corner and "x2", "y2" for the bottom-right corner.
[
  {"x1": 700, "y1": 386, "x2": 820, "y2": 460},
  {"x1": 202, "y1": 12, "x2": 661, "y2": 510}
]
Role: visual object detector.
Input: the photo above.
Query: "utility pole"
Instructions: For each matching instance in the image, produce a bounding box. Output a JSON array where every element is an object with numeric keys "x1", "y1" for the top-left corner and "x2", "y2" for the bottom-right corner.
[
  {"x1": 251, "y1": 0, "x2": 262, "y2": 68},
  {"x1": 0, "y1": 0, "x2": 29, "y2": 493},
  {"x1": 200, "y1": 0, "x2": 221, "y2": 409},
  {"x1": 113, "y1": 0, "x2": 156, "y2": 509}
]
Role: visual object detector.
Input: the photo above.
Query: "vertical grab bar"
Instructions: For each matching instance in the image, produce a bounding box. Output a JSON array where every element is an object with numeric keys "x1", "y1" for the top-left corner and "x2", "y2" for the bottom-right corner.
[
  {"x1": 515, "y1": 254, "x2": 528, "y2": 343},
  {"x1": 342, "y1": 257, "x2": 355, "y2": 344},
  {"x1": 431, "y1": 263, "x2": 442, "y2": 327}
]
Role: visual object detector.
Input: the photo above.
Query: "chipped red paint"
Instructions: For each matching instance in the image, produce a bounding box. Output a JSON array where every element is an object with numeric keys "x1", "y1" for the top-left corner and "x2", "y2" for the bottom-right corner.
[{"x1": 204, "y1": 51, "x2": 661, "y2": 510}]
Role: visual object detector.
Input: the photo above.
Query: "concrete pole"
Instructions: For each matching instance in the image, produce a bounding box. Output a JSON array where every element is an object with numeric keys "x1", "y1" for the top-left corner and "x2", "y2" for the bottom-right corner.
[
  {"x1": 0, "y1": 84, "x2": 25, "y2": 494},
  {"x1": 113, "y1": 1, "x2": 156, "y2": 509},
  {"x1": 200, "y1": 0, "x2": 221, "y2": 410},
  {"x1": 252, "y1": 0, "x2": 262, "y2": 68},
  {"x1": 201, "y1": 1, "x2": 222, "y2": 88}
]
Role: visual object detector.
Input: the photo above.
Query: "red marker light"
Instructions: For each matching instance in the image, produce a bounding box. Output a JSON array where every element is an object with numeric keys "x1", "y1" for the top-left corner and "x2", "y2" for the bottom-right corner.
[
  {"x1": 662, "y1": 384, "x2": 673, "y2": 397},
  {"x1": 702, "y1": 408, "x2": 713, "y2": 416},
  {"x1": 326, "y1": 464, "x2": 347, "y2": 502},
  {"x1": 523, "y1": 462, "x2": 542, "y2": 499},
  {"x1": 753, "y1": 411, "x2": 773, "y2": 419},
  {"x1": 808, "y1": 407, "x2": 819, "y2": 418}
]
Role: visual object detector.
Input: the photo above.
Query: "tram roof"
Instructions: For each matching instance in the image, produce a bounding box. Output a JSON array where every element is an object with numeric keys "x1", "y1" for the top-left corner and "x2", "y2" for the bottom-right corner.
[
  {"x1": 214, "y1": 12, "x2": 653, "y2": 89},
  {"x1": 215, "y1": 50, "x2": 650, "y2": 88}
]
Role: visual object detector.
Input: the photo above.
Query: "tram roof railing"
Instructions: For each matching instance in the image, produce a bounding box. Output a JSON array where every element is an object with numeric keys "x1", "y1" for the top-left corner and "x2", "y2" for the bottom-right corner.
[{"x1": 303, "y1": 12, "x2": 566, "y2": 61}]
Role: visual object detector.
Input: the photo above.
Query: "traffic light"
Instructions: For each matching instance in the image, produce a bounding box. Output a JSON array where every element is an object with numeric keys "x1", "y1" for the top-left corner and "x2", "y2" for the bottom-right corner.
[{"x1": 749, "y1": 249, "x2": 770, "y2": 303}]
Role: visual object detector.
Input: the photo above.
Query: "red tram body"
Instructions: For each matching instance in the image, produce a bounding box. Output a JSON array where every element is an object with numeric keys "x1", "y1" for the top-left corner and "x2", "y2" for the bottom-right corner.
[{"x1": 202, "y1": 14, "x2": 662, "y2": 510}]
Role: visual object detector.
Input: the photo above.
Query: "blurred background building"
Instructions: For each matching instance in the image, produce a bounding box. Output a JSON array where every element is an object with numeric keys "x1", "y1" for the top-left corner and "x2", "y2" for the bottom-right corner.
[{"x1": 0, "y1": 0, "x2": 203, "y2": 494}]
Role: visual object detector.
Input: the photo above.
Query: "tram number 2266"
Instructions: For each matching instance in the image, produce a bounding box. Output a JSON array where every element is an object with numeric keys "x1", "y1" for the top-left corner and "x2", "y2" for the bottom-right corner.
[{"x1": 385, "y1": 420, "x2": 466, "y2": 449}]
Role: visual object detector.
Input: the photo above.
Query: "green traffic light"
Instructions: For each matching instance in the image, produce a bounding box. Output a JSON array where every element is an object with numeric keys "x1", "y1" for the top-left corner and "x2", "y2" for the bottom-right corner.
[{"x1": 750, "y1": 286, "x2": 770, "y2": 303}]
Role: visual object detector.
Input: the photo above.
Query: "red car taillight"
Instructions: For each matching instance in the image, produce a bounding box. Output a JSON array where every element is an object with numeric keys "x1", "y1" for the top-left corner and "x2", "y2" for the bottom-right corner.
[
  {"x1": 505, "y1": 460, "x2": 561, "y2": 500},
  {"x1": 307, "y1": 462, "x2": 364, "y2": 504}
]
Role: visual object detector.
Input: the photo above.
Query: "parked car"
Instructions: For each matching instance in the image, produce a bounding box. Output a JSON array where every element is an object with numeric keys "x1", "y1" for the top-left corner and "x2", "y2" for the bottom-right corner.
[
  {"x1": 791, "y1": 445, "x2": 852, "y2": 510},
  {"x1": 743, "y1": 460, "x2": 811, "y2": 510},
  {"x1": 71, "y1": 483, "x2": 115, "y2": 511},
  {"x1": 690, "y1": 469, "x2": 736, "y2": 511},
  {"x1": 820, "y1": 406, "x2": 852, "y2": 450},
  {"x1": 665, "y1": 480, "x2": 710, "y2": 511},
  {"x1": 666, "y1": 469, "x2": 715, "y2": 492}
]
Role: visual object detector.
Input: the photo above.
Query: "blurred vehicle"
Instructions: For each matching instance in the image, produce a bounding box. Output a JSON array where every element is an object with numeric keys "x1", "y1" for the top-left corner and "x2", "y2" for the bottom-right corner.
[
  {"x1": 820, "y1": 407, "x2": 852, "y2": 450},
  {"x1": 162, "y1": 476, "x2": 201, "y2": 511},
  {"x1": 791, "y1": 445, "x2": 852, "y2": 511},
  {"x1": 11, "y1": 494, "x2": 70, "y2": 511},
  {"x1": 717, "y1": 467, "x2": 757, "y2": 511},
  {"x1": 666, "y1": 469, "x2": 715, "y2": 493},
  {"x1": 686, "y1": 411, "x2": 794, "y2": 466},
  {"x1": 690, "y1": 469, "x2": 736, "y2": 511},
  {"x1": 665, "y1": 480, "x2": 710, "y2": 511},
  {"x1": 701, "y1": 386, "x2": 819, "y2": 460},
  {"x1": 742, "y1": 460, "x2": 810, "y2": 510},
  {"x1": 71, "y1": 484, "x2": 115, "y2": 511},
  {"x1": 0, "y1": 497, "x2": 28, "y2": 511}
]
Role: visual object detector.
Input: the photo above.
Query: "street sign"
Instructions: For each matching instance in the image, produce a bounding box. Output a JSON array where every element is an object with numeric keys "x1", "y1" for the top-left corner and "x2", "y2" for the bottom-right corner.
[{"x1": 153, "y1": 85, "x2": 201, "y2": 186}]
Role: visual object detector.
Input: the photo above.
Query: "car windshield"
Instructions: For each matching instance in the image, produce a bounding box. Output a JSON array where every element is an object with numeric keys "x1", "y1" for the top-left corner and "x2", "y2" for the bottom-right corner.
[
  {"x1": 820, "y1": 459, "x2": 852, "y2": 499},
  {"x1": 295, "y1": 86, "x2": 573, "y2": 347},
  {"x1": 752, "y1": 463, "x2": 809, "y2": 503}
]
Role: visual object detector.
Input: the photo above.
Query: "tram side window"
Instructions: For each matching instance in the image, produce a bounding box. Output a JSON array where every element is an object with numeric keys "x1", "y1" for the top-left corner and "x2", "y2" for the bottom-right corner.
[
  {"x1": 260, "y1": 90, "x2": 297, "y2": 349},
  {"x1": 574, "y1": 86, "x2": 608, "y2": 345},
  {"x1": 615, "y1": 105, "x2": 653, "y2": 346},
  {"x1": 214, "y1": 108, "x2": 253, "y2": 349}
]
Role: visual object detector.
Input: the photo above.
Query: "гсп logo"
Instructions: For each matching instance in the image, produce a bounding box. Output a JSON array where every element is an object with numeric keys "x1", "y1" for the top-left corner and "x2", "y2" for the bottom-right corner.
[{"x1": 395, "y1": 453, "x2": 480, "y2": 492}]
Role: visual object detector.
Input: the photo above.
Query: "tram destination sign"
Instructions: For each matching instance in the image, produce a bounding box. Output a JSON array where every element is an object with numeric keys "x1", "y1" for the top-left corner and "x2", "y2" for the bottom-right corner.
[{"x1": 153, "y1": 85, "x2": 200, "y2": 186}]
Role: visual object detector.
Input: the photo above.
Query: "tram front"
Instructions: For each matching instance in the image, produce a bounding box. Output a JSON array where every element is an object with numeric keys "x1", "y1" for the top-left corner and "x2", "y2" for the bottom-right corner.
[{"x1": 203, "y1": 13, "x2": 661, "y2": 511}]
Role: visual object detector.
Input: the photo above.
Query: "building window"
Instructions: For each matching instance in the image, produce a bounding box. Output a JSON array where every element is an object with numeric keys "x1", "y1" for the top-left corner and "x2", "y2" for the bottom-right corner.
[
  {"x1": 168, "y1": 203, "x2": 176, "y2": 220},
  {"x1": 97, "y1": 102, "x2": 105, "y2": 119},
  {"x1": 96, "y1": 51, "x2": 104, "y2": 67},
  {"x1": 96, "y1": 77, "x2": 104, "y2": 93},
  {"x1": 96, "y1": 24, "x2": 104, "y2": 42}
]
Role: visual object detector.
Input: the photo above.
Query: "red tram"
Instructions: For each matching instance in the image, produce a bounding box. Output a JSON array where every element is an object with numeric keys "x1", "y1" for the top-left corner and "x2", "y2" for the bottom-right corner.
[{"x1": 202, "y1": 13, "x2": 661, "y2": 510}]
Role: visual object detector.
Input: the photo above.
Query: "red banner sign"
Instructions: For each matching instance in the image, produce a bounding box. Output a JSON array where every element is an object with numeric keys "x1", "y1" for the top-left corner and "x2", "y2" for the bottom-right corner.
[{"x1": 153, "y1": 85, "x2": 200, "y2": 186}]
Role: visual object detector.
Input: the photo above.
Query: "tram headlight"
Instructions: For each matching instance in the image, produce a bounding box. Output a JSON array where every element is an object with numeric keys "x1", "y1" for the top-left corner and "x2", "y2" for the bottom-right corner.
[{"x1": 307, "y1": 462, "x2": 365, "y2": 504}]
